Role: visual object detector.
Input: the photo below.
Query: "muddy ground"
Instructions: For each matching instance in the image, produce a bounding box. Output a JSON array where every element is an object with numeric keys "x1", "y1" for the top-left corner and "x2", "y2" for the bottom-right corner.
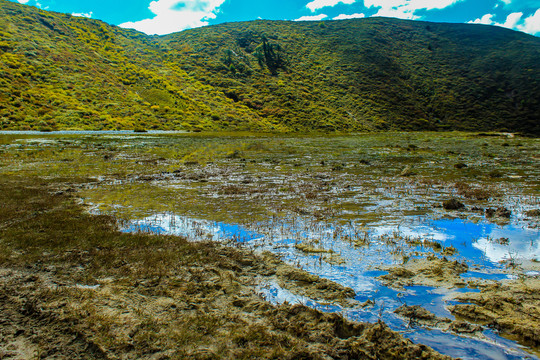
[
  {"x1": 449, "y1": 278, "x2": 540, "y2": 349},
  {"x1": 1, "y1": 131, "x2": 539, "y2": 358},
  {"x1": 378, "y1": 256, "x2": 469, "y2": 289},
  {"x1": 379, "y1": 256, "x2": 540, "y2": 352},
  {"x1": 0, "y1": 177, "x2": 450, "y2": 359}
]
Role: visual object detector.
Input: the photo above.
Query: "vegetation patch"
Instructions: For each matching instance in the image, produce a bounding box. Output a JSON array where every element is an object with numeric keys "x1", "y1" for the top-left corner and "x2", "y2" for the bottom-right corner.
[
  {"x1": 0, "y1": 131, "x2": 538, "y2": 358},
  {"x1": 450, "y1": 278, "x2": 540, "y2": 349},
  {"x1": 0, "y1": 176, "x2": 453, "y2": 359},
  {"x1": 1, "y1": 0, "x2": 539, "y2": 133}
]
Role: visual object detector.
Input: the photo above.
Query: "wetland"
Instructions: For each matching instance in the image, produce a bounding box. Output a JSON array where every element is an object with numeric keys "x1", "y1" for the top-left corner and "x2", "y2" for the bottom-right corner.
[{"x1": 0, "y1": 131, "x2": 539, "y2": 359}]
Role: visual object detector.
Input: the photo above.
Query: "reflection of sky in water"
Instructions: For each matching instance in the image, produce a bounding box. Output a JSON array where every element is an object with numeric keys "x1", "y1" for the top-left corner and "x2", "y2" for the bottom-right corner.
[
  {"x1": 260, "y1": 282, "x2": 533, "y2": 360},
  {"x1": 123, "y1": 214, "x2": 261, "y2": 243},
  {"x1": 123, "y1": 213, "x2": 539, "y2": 360},
  {"x1": 372, "y1": 219, "x2": 540, "y2": 267},
  {"x1": 429, "y1": 219, "x2": 540, "y2": 264}
]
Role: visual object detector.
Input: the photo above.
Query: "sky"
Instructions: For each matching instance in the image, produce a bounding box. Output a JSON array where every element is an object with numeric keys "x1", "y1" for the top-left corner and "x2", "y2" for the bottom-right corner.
[{"x1": 10, "y1": 0, "x2": 540, "y2": 36}]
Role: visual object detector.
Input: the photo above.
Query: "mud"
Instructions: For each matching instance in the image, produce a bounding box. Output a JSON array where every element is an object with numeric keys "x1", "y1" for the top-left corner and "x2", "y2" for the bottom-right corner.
[
  {"x1": 442, "y1": 199, "x2": 465, "y2": 210},
  {"x1": 449, "y1": 277, "x2": 540, "y2": 350},
  {"x1": 395, "y1": 305, "x2": 449, "y2": 327},
  {"x1": 524, "y1": 209, "x2": 540, "y2": 218},
  {"x1": 393, "y1": 305, "x2": 484, "y2": 336},
  {"x1": 0, "y1": 261, "x2": 448, "y2": 360},
  {"x1": 0, "y1": 270, "x2": 107, "y2": 360},
  {"x1": 0, "y1": 178, "x2": 450, "y2": 359},
  {"x1": 378, "y1": 256, "x2": 469, "y2": 289}
]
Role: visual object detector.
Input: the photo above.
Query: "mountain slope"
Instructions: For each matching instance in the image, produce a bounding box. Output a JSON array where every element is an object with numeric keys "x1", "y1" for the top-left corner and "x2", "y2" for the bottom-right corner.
[
  {"x1": 1, "y1": 0, "x2": 539, "y2": 133},
  {"x1": 0, "y1": 0, "x2": 269, "y2": 131},
  {"x1": 161, "y1": 18, "x2": 540, "y2": 133}
]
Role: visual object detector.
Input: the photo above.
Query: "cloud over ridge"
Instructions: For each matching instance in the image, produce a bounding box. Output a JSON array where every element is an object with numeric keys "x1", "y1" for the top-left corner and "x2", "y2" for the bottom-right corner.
[
  {"x1": 295, "y1": 13, "x2": 329, "y2": 21},
  {"x1": 305, "y1": 0, "x2": 355, "y2": 12},
  {"x1": 333, "y1": 13, "x2": 365, "y2": 20},
  {"x1": 469, "y1": 8, "x2": 540, "y2": 35},
  {"x1": 120, "y1": 0, "x2": 226, "y2": 35},
  {"x1": 364, "y1": 0, "x2": 463, "y2": 20}
]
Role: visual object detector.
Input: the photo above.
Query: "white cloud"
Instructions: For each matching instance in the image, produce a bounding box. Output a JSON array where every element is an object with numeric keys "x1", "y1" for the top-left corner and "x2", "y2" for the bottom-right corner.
[
  {"x1": 365, "y1": 0, "x2": 463, "y2": 20},
  {"x1": 372, "y1": 6, "x2": 419, "y2": 19},
  {"x1": 305, "y1": 0, "x2": 355, "y2": 12},
  {"x1": 119, "y1": 0, "x2": 226, "y2": 35},
  {"x1": 72, "y1": 12, "x2": 93, "y2": 18},
  {"x1": 295, "y1": 14, "x2": 329, "y2": 21},
  {"x1": 17, "y1": 0, "x2": 30, "y2": 3},
  {"x1": 468, "y1": 13, "x2": 494, "y2": 24},
  {"x1": 517, "y1": 8, "x2": 540, "y2": 35},
  {"x1": 503, "y1": 11, "x2": 523, "y2": 28},
  {"x1": 333, "y1": 13, "x2": 365, "y2": 20},
  {"x1": 468, "y1": 9, "x2": 540, "y2": 35},
  {"x1": 500, "y1": 0, "x2": 540, "y2": 10}
]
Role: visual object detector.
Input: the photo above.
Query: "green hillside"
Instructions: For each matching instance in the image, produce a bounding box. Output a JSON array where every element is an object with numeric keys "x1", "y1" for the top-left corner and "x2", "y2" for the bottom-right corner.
[
  {"x1": 0, "y1": 0, "x2": 269, "y2": 131},
  {"x1": 1, "y1": 0, "x2": 539, "y2": 133}
]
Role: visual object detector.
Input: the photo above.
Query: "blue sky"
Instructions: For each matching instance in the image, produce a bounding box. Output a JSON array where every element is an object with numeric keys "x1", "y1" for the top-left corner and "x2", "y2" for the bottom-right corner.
[{"x1": 11, "y1": 0, "x2": 540, "y2": 36}]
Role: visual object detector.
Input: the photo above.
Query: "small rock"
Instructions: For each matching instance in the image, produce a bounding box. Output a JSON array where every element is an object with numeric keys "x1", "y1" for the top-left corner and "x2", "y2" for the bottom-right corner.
[
  {"x1": 496, "y1": 207, "x2": 511, "y2": 218},
  {"x1": 443, "y1": 199, "x2": 465, "y2": 210},
  {"x1": 486, "y1": 207, "x2": 511, "y2": 219}
]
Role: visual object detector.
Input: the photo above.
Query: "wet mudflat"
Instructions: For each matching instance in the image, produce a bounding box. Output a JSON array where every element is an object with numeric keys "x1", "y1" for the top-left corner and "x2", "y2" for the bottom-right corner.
[{"x1": 0, "y1": 131, "x2": 539, "y2": 359}]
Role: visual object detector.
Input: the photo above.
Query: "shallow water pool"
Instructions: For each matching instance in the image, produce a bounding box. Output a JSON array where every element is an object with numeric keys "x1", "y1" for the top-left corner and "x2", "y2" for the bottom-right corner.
[{"x1": 124, "y1": 213, "x2": 539, "y2": 359}]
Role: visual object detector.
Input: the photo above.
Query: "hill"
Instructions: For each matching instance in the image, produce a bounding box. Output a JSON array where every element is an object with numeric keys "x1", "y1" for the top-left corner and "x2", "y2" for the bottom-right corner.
[
  {"x1": 1, "y1": 0, "x2": 539, "y2": 133},
  {"x1": 0, "y1": 0, "x2": 269, "y2": 131}
]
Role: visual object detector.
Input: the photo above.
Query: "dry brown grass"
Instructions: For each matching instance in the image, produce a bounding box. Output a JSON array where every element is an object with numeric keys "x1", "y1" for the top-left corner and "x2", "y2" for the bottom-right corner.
[{"x1": 0, "y1": 176, "x2": 450, "y2": 359}]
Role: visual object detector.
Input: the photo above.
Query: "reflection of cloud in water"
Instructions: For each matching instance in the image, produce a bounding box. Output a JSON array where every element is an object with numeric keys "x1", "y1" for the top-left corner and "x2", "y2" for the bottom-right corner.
[
  {"x1": 122, "y1": 213, "x2": 539, "y2": 359},
  {"x1": 474, "y1": 226, "x2": 540, "y2": 263},
  {"x1": 124, "y1": 213, "x2": 261, "y2": 242},
  {"x1": 257, "y1": 282, "x2": 310, "y2": 306},
  {"x1": 372, "y1": 224, "x2": 450, "y2": 242},
  {"x1": 429, "y1": 219, "x2": 540, "y2": 266}
]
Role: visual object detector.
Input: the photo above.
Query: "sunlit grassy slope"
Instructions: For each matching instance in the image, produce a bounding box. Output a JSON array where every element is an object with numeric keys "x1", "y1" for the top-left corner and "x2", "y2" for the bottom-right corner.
[{"x1": 1, "y1": 0, "x2": 539, "y2": 133}]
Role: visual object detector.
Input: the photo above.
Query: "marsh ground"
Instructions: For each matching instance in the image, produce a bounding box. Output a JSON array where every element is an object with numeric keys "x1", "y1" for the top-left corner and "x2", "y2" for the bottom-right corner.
[{"x1": 0, "y1": 131, "x2": 538, "y2": 359}]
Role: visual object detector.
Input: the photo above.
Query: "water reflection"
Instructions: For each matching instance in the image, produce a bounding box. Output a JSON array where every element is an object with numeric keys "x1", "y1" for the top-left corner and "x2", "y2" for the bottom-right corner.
[
  {"x1": 430, "y1": 219, "x2": 539, "y2": 264},
  {"x1": 123, "y1": 213, "x2": 539, "y2": 360}
]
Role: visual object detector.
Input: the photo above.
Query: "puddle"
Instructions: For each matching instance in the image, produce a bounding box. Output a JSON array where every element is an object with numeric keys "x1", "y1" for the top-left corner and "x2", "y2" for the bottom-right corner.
[
  {"x1": 122, "y1": 213, "x2": 539, "y2": 360},
  {"x1": 429, "y1": 219, "x2": 540, "y2": 265},
  {"x1": 123, "y1": 213, "x2": 262, "y2": 243},
  {"x1": 460, "y1": 271, "x2": 511, "y2": 281},
  {"x1": 3, "y1": 132, "x2": 538, "y2": 358}
]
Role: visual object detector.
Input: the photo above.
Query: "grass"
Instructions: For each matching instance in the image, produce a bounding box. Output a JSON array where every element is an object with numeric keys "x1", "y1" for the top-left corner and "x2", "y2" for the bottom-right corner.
[
  {"x1": 3, "y1": 0, "x2": 540, "y2": 134},
  {"x1": 0, "y1": 174, "x2": 449, "y2": 359},
  {"x1": 1, "y1": 132, "x2": 538, "y2": 228},
  {"x1": 0, "y1": 131, "x2": 538, "y2": 357}
]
